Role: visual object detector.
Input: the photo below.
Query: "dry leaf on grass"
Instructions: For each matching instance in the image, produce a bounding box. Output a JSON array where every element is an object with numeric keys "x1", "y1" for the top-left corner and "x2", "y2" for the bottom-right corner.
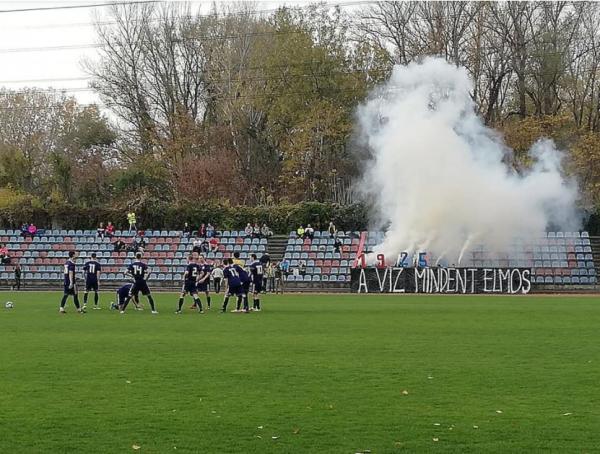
[
  {"x1": 126, "y1": 380, "x2": 132, "y2": 384},
  {"x1": 272, "y1": 436, "x2": 279, "y2": 440},
  {"x1": 563, "y1": 412, "x2": 572, "y2": 416},
  {"x1": 433, "y1": 437, "x2": 439, "y2": 442},
  {"x1": 495, "y1": 410, "x2": 503, "y2": 414},
  {"x1": 293, "y1": 428, "x2": 300, "y2": 434},
  {"x1": 132, "y1": 445, "x2": 141, "y2": 450},
  {"x1": 473, "y1": 425, "x2": 479, "y2": 429},
  {"x1": 433, "y1": 423, "x2": 440, "y2": 426},
  {"x1": 401, "y1": 390, "x2": 409, "y2": 395}
]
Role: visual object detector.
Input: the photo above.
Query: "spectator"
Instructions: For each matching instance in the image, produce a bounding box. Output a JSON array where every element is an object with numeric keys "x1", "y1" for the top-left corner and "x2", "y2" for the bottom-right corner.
[
  {"x1": 209, "y1": 237, "x2": 219, "y2": 252},
  {"x1": 134, "y1": 235, "x2": 147, "y2": 252},
  {"x1": 244, "y1": 223, "x2": 253, "y2": 237},
  {"x1": 297, "y1": 225, "x2": 305, "y2": 239},
  {"x1": 127, "y1": 211, "x2": 137, "y2": 232},
  {"x1": 27, "y1": 223, "x2": 37, "y2": 237},
  {"x1": 274, "y1": 262, "x2": 284, "y2": 294},
  {"x1": 0, "y1": 244, "x2": 10, "y2": 264},
  {"x1": 304, "y1": 224, "x2": 314, "y2": 240},
  {"x1": 280, "y1": 258, "x2": 290, "y2": 275},
  {"x1": 211, "y1": 262, "x2": 224, "y2": 293},
  {"x1": 334, "y1": 235, "x2": 343, "y2": 253},
  {"x1": 13, "y1": 263, "x2": 21, "y2": 290},
  {"x1": 259, "y1": 252, "x2": 270, "y2": 266},
  {"x1": 192, "y1": 236, "x2": 203, "y2": 254},
  {"x1": 253, "y1": 223, "x2": 261, "y2": 238},
  {"x1": 182, "y1": 222, "x2": 192, "y2": 237},
  {"x1": 328, "y1": 221, "x2": 337, "y2": 238},
  {"x1": 298, "y1": 260, "x2": 306, "y2": 276},
  {"x1": 266, "y1": 262, "x2": 275, "y2": 293},
  {"x1": 200, "y1": 239, "x2": 209, "y2": 253},
  {"x1": 105, "y1": 221, "x2": 115, "y2": 238},
  {"x1": 113, "y1": 239, "x2": 126, "y2": 252},
  {"x1": 206, "y1": 223, "x2": 215, "y2": 238},
  {"x1": 20, "y1": 223, "x2": 29, "y2": 237},
  {"x1": 261, "y1": 223, "x2": 273, "y2": 238},
  {"x1": 198, "y1": 223, "x2": 207, "y2": 238},
  {"x1": 97, "y1": 222, "x2": 106, "y2": 238}
]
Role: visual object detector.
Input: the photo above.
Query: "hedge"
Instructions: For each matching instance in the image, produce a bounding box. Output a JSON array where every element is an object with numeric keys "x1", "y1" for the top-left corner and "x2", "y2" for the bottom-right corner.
[{"x1": 0, "y1": 201, "x2": 370, "y2": 234}]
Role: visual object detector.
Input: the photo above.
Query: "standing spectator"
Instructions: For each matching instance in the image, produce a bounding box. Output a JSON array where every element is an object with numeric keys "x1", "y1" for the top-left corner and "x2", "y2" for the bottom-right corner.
[
  {"x1": 211, "y1": 262, "x2": 224, "y2": 293},
  {"x1": 198, "y1": 223, "x2": 207, "y2": 238},
  {"x1": 209, "y1": 236, "x2": 219, "y2": 252},
  {"x1": 97, "y1": 222, "x2": 106, "y2": 238},
  {"x1": 244, "y1": 223, "x2": 253, "y2": 237},
  {"x1": 253, "y1": 223, "x2": 261, "y2": 238},
  {"x1": 206, "y1": 223, "x2": 215, "y2": 238},
  {"x1": 274, "y1": 263, "x2": 284, "y2": 294},
  {"x1": 182, "y1": 222, "x2": 192, "y2": 237},
  {"x1": 13, "y1": 263, "x2": 21, "y2": 290},
  {"x1": 105, "y1": 221, "x2": 115, "y2": 238},
  {"x1": 127, "y1": 211, "x2": 137, "y2": 232},
  {"x1": 280, "y1": 257, "x2": 290, "y2": 275},
  {"x1": 259, "y1": 252, "x2": 270, "y2": 266},
  {"x1": 0, "y1": 244, "x2": 10, "y2": 264},
  {"x1": 328, "y1": 221, "x2": 337, "y2": 238},
  {"x1": 304, "y1": 224, "x2": 314, "y2": 240},
  {"x1": 261, "y1": 223, "x2": 273, "y2": 238},
  {"x1": 266, "y1": 262, "x2": 275, "y2": 293},
  {"x1": 192, "y1": 236, "x2": 203, "y2": 254},
  {"x1": 296, "y1": 225, "x2": 305, "y2": 239}
]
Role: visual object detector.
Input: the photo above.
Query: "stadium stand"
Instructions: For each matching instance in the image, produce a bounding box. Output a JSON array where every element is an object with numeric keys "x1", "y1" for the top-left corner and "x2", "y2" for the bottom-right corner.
[
  {"x1": 0, "y1": 229, "x2": 266, "y2": 288},
  {"x1": 0, "y1": 228, "x2": 597, "y2": 290}
]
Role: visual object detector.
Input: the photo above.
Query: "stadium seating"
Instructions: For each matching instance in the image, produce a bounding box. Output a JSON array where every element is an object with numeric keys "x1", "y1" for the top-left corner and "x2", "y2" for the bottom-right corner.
[{"x1": 0, "y1": 229, "x2": 266, "y2": 287}]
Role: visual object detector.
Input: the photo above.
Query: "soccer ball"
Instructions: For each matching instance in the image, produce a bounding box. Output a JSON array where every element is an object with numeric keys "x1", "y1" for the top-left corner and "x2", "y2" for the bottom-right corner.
[{"x1": 5, "y1": 301, "x2": 14, "y2": 309}]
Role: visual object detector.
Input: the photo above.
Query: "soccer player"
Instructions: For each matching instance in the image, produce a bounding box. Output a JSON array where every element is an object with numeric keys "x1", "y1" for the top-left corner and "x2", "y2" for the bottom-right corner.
[
  {"x1": 233, "y1": 260, "x2": 251, "y2": 312},
  {"x1": 113, "y1": 283, "x2": 140, "y2": 312},
  {"x1": 60, "y1": 250, "x2": 83, "y2": 314},
  {"x1": 248, "y1": 253, "x2": 264, "y2": 311},
  {"x1": 197, "y1": 255, "x2": 213, "y2": 309},
  {"x1": 221, "y1": 258, "x2": 244, "y2": 313},
  {"x1": 125, "y1": 252, "x2": 158, "y2": 314},
  {"x1": 176, "y1": 254, "x2": 203, "y2": 314},
  {"x1": 83, "y1": 252, "x2": 102, "y2": 310}
]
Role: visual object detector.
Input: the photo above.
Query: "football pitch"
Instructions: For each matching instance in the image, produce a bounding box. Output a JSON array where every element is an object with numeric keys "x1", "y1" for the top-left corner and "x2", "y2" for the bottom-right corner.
[{"x1": 1, "y1": 292, "x2": 599, "y2": 453}]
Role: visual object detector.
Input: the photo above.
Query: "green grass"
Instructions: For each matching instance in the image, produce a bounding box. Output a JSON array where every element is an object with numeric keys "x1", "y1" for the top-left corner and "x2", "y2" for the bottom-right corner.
[{"x1": 0, "y1": 292, "x2": 599, "y2": 453}]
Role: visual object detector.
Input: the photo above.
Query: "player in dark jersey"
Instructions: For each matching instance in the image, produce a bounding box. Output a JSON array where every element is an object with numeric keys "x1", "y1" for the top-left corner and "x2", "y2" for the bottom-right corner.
[
  {"x1": 233, "y1": 261, "x2": 251, "y2": 312},
  {"x1": 112, "y1": 283, "x2": 140, "y2": 311},
  {"x1": 60, "y1": 250, "x2": 83, "y2": 314},
  {"x1": 124, "y1": 252, "x2": 158, "y2": 314},
  {"x1": 248, "y1": 253, "x2": 264, "y2": 311},
  {"x1": 196, "y1": 255, "x2": 213, "y2": 309},
  {"x1": 176, "y1": 254, "x2": 203, "y2": 314},
  {"x1": 221, "y1": 258, "x2": 244, "y2": 313},
  {"x1": 82, "y1": 252, "x2": 102, "y2": 310}
]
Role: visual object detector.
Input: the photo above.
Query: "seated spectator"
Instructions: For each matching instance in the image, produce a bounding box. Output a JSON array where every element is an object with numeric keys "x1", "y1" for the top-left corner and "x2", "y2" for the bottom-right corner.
[
  {"x1": 198, "y1": 223, "x2": 207, "y2": 238},
  {"x1": 0, "y1": 244, "x2": 10, "y2": 264},
  {"x1": 27, "y1": 223, "x2": 37, "y2": 237},
  {"x1": 134, "y1": 235, "x2": 147, "y2": 252},
  {"x1": 304, "y1": 224, "x2": 314, "y2": 240},
  {"x1": 253, "y1": 223, "x2": 261, "y2": 238},
  {"x1": 209, "y1": 237, "x2": 219, "y2": 252},
  {"x1": 260, "y1": 223, "x2": 273, "y2": 238},
  {"x1": 297, "y1": 225, "x2": 305, "y2": 239},
  {"x1": 206, "y1": 223, "x2": 215, "y2": 238},
  {"x1": 97, "y1": 222, "x2": 106, "y2": 238},
  {"x1": 182, "y1": 222, "x2": 192, "y2": 237},
  {"x1": 328, "y1": 221, "x2": 336, "y2": 238},
  {"x1": 105, "y1": 221, "x2": 115, "y2": 238},
  {"x1": 201, "y1": 239, "x2": 210, "y2": 253},
  {"x1": 20, "y1": 223, "x2": 29, "y2": 237},
  {"x1": 113, "y1": 239, "x2": 126, "y2": 252},
  {"x1": 244, "y1": 223, "x2": 253, "y2": 237},
  {"x1": 192, "y1": 236, "x2": 203, "y2": 254}
]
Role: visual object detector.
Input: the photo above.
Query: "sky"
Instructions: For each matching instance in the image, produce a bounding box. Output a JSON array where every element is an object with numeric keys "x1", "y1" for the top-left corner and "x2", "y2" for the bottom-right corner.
[{"x1": 0, "y1": 0, "x2": 363, "y2": 109}]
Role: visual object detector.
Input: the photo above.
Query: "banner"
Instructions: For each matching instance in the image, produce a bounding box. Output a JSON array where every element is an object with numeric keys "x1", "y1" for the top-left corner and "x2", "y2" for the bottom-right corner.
[{"x1": 351, "y1": 267, "x2": 532, "y2": 294}]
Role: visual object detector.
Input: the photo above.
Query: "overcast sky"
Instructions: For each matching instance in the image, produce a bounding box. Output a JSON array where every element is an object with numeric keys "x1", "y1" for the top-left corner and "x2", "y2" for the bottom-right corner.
[{"x1": 0, "y1": 0, "x2": 357, "y2": 108}]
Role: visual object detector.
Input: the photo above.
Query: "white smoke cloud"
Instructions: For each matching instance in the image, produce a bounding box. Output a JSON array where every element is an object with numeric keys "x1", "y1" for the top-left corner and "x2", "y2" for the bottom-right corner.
[{"x1": 357, "y1": 58, "x2": 579, "y2": 265}]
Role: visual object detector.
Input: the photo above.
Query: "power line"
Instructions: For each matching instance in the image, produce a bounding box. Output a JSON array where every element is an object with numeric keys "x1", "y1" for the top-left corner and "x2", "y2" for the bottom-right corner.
[{"x1": 0, "y1": 1, "x2": 162, "y2": 14}]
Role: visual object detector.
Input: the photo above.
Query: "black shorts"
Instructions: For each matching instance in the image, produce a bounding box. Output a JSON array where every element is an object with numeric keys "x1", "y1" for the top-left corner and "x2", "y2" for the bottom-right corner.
[
  {"x1": 242, "y1": 281, "x2": 251, "y2": 294},
  {"x1": 182, "y1": 281, "x2": 197, "y2": 294},
  {"x1": 253, "y1": 280, "x2": 263, "y2": 293},
  {"x1": 227, "y1": 284, "x2": 243, "y2": 297},
  {"x1": 197, "y1": 280, "x2": 209, "y2": 292},
  {"x1": 131, "y1": 281, "x2": 151, "y2": 296},
  {"x1": 85, "y1": 281, "x2": 98, "y2": 292},
  {"x1": 63, "y1": 283, "x2": 78, "y2": 295}
]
